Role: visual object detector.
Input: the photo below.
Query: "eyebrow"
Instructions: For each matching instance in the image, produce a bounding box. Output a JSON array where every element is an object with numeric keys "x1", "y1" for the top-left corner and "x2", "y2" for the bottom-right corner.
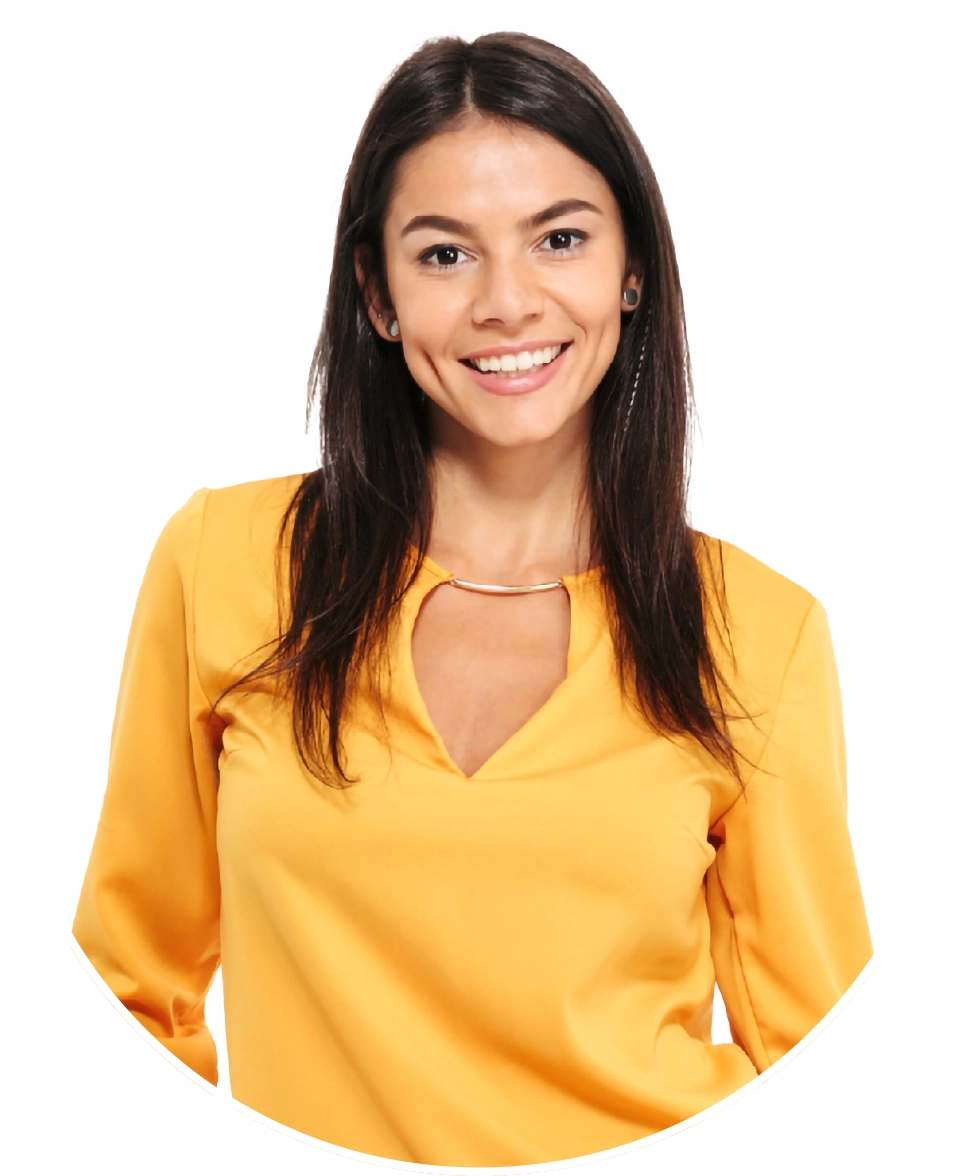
[{"x1": 399, "y1": 198, "x2": 605, "y2": 238}]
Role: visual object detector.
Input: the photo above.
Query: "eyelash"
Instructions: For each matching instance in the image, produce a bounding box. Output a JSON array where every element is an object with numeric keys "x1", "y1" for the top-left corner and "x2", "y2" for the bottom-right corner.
[{"x1": 416, "y1": 229, "x2": 589, "y2": 269}]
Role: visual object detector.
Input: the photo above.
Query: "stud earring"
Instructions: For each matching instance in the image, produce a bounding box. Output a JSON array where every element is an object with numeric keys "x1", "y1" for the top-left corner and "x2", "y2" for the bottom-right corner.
[
  {"x1": 388, "y1": 320, "x2": 400, "y2": 338},
  {"x1": 622, "y1": 288, "x2": 639, "y2": 307}
]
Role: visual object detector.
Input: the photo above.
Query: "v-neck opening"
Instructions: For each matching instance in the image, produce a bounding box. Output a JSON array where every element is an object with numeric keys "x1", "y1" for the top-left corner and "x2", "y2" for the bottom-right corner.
[{"x1": 399, "y1": 555, "x2": 597, "y2": 781}]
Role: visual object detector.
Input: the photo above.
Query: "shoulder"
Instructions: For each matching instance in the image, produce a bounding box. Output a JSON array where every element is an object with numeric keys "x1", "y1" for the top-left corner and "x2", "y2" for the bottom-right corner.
[
  {"x1": 157, "y1": 473, "x2": 307, "y2": 559},
  {"x1": 153, "y1": 473, "x2": 305, "y2": 568},
  {"x1": 698, "y1": 533, "x2": 816, "y2": 635},
  {"x1": 695, "y1": 532, "x2": 825, "y2": 719},
  {"x1": 192, "y1": 472, "x2": 307, "y2": 594},
  {"x1": 159, "y1": 475, "x2": 309, "y2": 680},
  {"x1": 157, "y1": 472, "x2": 308, "y2": 593},
  {"x1": 201, "y1": 473, "x2": 307, "y2": 543}
]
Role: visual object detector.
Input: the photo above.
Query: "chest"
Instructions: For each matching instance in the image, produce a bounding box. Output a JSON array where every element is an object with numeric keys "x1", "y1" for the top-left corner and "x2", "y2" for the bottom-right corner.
[{"x1": 409, "y1": 582, "x2": 571, "y2": 778}]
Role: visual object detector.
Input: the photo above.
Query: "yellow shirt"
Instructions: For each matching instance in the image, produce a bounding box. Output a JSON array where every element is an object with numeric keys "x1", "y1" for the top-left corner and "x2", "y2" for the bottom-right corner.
[{"x1": 73, "y1": 475, "x2": 872, "y2": 1166}]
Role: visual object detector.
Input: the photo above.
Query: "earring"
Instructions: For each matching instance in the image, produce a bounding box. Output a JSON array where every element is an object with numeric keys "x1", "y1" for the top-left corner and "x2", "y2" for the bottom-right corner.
[
  {"x1": 622, "y1": 288, "x2": 639, "y2": 307},
  {"x1": 388, "y1": 319, "x2": 400, "y2": 338}
]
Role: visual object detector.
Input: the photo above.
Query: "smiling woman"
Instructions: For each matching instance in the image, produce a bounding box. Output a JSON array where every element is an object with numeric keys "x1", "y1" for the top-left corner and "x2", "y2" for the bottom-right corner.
[
  {"x1": 72, "y1": 31, "x2": 872, "y2": 1168},
  {"x1": 377, "y1": 126, "x2": 635, "y2": 452}
]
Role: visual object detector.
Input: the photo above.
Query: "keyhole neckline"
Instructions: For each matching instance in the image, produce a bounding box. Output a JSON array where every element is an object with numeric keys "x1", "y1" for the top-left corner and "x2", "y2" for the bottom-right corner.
[{"x1": 400, "y1": 549, "x2": 606, "y2": 781}]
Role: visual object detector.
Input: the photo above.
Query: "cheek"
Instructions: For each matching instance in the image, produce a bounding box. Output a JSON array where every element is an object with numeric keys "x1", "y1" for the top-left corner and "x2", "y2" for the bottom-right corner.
[
  {"x1": 570, "y1": 288, "x2": 623, "y2": 377},
  {"x1": 394, "y1": 274, "x2": 465, "y2": 343},
  {"x1": 570, "y1": 268, "x2": 623, "y2": 329}
]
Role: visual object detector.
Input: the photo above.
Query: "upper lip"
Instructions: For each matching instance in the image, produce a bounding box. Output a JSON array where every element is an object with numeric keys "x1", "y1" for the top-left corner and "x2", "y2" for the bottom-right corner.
[{"x1": 459, "y1": 339, "x2": 572, "y2": 361}]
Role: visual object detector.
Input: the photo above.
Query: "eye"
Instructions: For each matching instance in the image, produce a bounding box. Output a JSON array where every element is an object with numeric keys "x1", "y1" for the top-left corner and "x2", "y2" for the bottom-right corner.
[
  {"x1": 418, "y1": 245, "x2": 469, "y2": 268},
  {"x1": 539, "y1": 229, "x2": 588, "y2": 254}
]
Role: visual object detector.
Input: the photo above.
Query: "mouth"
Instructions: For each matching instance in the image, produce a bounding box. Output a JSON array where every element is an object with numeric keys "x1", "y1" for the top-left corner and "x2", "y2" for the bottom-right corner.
[{"x1": 459, "y1": 342, "x2": 572, "y2": 379}]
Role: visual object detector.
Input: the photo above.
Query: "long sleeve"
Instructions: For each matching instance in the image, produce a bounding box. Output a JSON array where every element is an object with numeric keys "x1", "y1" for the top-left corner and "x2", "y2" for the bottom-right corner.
[
  {"x1": 705, "y1": 598, "x2": 872, "y2": 1071},
  {"x1": 73, "y1": 489, "x2": 222, "y2": 1084}
]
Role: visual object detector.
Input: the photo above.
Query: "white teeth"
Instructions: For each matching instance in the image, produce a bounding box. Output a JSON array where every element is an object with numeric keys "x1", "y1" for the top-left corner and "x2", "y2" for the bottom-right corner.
[{"x1": 468, "y1": 344, "x2": 565, "y2": 375}]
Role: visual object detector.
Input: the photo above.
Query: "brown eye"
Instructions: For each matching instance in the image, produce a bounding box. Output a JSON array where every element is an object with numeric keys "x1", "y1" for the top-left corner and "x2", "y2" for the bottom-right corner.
[
  {"x1": 420, "y1": 245, "x2": 467, "y2": 267},
  {"x1": 540, "y1": 229, "x2": 586, "y2": 254}
]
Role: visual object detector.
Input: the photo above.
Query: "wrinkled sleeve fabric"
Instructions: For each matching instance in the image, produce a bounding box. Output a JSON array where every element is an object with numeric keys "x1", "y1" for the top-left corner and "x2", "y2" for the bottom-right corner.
[
  {"x1": 73, "y1": 489, "x2": 221, "y2": 1084},
  {"x1": 705, "y1": 598, "x2": 872, "y2": 1071}
]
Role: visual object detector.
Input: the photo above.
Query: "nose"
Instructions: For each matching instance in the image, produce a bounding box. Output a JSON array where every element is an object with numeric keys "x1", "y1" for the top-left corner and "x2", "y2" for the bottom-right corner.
[{"x1": 470, "y1": 254, "x2": 544, "y2": 329}]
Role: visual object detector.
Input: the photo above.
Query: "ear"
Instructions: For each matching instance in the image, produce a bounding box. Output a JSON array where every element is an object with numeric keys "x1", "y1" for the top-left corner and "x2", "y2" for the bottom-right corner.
[{"x1": 354, "y1": 246, "x2": 397, "y2": 342}]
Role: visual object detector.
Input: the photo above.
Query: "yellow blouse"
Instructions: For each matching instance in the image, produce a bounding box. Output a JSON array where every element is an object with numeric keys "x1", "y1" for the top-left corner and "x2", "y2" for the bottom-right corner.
[{"x1": 73, "y1": 474, "x2": 872, "y2": 1166}]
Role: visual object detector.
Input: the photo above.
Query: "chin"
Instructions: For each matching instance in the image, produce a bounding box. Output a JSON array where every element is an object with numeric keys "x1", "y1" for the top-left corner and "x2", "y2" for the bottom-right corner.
[
  {"x1": 425, "y1": 376, "x2": 592, "y2": 450},
  {"x1": 468, "y1": 408, "x2": 583, "y2": 450}
]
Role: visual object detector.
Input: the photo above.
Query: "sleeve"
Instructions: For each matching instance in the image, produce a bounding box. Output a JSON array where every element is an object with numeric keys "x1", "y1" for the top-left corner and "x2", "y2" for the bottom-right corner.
[
  {"x1": 72, "y1": 488, "x2": 222, "y2": 1085},
  {"x1": 704, "y1": 598, "x2": 873, "y2": 1071}
]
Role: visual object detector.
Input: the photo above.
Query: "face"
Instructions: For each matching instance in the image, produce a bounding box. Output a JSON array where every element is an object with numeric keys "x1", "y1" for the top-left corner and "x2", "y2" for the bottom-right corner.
[{"x1": 366, "y1": 115, "x2": 640, "y2": 452}]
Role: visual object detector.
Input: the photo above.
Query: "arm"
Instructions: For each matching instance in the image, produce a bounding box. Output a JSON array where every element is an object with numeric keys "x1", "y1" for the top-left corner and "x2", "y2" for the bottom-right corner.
[
  {"x1": 705, "y1": 599, "x2": 872, "y2": 1070},
  {"x1": 73, "y1": 489, "x2": 222, "y2": 1084}
]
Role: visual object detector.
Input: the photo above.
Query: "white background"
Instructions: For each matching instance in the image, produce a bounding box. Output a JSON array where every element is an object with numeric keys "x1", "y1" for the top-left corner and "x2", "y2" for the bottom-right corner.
[{"x1": 2, "y1": 1, "x2": 956, "y2": 1171}]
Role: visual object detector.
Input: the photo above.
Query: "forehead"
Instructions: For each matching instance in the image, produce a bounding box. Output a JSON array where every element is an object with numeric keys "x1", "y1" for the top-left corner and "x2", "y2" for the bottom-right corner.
[{"x1": 385, "y1": 116, "x2": 620, "y2": 230}]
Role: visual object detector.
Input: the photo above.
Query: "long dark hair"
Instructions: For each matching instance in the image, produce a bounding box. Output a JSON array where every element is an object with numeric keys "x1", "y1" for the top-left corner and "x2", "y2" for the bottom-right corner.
[{"x1": 230, "y1": 32, "x2": 745, "y2": 786}]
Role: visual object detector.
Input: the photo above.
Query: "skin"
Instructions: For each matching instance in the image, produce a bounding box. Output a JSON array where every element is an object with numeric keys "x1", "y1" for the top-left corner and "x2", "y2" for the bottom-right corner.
[{"x1": 360, "y1": 113, "x2": 640, "y2": 776}]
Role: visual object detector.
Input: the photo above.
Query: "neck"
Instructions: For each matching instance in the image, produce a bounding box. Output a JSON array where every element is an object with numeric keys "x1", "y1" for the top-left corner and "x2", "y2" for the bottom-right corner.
[{"x1": 425, "y1": 408, "x2": 593, "y2": 584}]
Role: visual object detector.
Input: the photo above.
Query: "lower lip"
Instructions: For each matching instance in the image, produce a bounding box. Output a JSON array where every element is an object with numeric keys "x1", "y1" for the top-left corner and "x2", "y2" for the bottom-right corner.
[{"x1": 460, "y1": 346, "x2": 571, "y2": 397}]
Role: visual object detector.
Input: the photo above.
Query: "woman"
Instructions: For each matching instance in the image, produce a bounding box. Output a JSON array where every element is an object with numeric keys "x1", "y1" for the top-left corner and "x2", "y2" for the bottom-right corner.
[{"x1": 73, "y1": 32, "x2": 872, "y2": 1167}]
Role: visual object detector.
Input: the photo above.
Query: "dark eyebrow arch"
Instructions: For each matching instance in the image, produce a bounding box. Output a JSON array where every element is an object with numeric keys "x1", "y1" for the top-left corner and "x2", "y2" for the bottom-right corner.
[{"x1": 399, "y1": 199, "x2": 604, "y2": 239}]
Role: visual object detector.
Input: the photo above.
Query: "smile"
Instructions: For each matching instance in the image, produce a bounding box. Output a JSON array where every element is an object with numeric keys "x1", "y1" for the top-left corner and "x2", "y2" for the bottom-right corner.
[{"x1": 462, "y1": 343, "x2": 570, "y2": 378}]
